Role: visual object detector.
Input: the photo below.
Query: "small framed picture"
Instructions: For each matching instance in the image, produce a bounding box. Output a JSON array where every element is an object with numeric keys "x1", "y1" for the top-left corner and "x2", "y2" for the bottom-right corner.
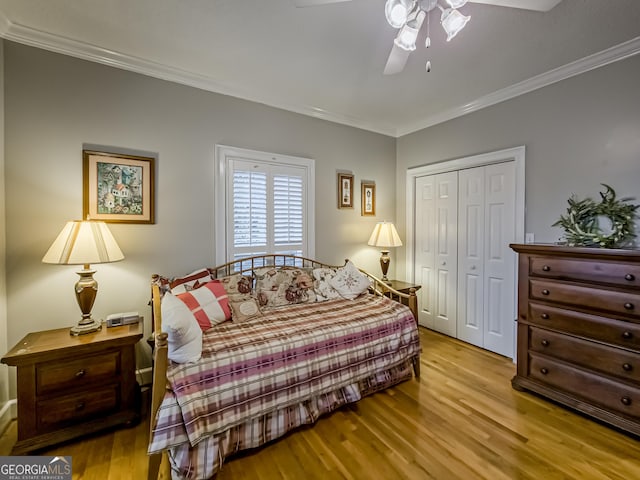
[
  {"x1": 83, "y1": 150, "x2": 155, "y2": 224},
  {"x1": 337, "y1": 173, "x2": 354, "y2": 209},
  {"x1": 361, "y1": 182, "x2": 376, "y2": 216}
]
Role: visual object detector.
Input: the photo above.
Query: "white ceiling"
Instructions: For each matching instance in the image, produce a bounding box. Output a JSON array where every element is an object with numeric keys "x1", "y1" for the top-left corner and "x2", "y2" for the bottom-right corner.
[{"x1": 0, "y1": 0, "x2": 639, "y2": 137}]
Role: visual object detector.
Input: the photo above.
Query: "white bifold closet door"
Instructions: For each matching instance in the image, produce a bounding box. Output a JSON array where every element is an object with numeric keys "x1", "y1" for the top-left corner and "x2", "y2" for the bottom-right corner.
[
  {"x1": 415, "y1": 171, "x2": 458, "y2": 338},
  {"x1": 414, "y1": 161, "x2": 516, "y2": 358},
  {"x1": 457, "y1": 163, "x2": 516, "y2": 358}
]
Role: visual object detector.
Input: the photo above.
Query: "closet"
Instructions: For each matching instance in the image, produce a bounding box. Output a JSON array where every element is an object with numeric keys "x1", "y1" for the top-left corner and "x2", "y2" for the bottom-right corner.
[{"x1": 409, "y1": 147, "x2": 524, "y2": 358}]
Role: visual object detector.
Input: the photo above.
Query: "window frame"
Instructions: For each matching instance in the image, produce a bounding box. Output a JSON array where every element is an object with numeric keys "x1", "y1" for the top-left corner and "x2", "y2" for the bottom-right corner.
[{"x1": 214, "y1": 144, "x2": 315, "y2": 265}]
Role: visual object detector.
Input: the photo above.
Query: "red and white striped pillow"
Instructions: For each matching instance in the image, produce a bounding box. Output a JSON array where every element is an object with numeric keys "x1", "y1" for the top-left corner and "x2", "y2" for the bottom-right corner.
[{"x1": 175, "y1": 280, "x2": 232, "y2": 330}]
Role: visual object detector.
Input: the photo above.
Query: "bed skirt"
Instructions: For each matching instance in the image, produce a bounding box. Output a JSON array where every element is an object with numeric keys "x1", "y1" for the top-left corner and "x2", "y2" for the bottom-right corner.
[{"x1": 166, "y1": 360, "x2": 414, "y2": 480}]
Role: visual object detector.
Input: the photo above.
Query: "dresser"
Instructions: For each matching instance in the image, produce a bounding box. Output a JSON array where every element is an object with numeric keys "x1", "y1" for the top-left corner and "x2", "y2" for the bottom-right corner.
[
  {"x1": 1, "y1": 321, "x2": 143, "y2": 454},
  {"x1": 510, "y1": 244, "x2": 640, "y2": 435}
]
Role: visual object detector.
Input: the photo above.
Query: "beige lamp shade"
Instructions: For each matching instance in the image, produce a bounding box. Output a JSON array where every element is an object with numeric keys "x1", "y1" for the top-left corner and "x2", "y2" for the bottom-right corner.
[
  {"x1": 42, "y1": 220, "x2": 124, "y2": 265},
  {"x1": 367, "y1": 222, "x2": 402, "y2": 283},
  {"x1": 367, "y1": 221, "x2": 403, "y2": 248},
  {"x1": 43, "y1": 220, "x2": 124, "y2": 336}
]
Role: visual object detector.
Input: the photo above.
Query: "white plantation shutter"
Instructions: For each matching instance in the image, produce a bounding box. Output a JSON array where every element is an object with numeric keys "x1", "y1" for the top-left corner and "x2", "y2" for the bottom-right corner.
[{"x1": 218, "y1": 147, "x2": 314, "y2": 263}]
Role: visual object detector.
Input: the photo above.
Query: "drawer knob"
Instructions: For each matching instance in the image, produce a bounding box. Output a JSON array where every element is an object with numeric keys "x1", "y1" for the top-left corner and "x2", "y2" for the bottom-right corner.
[
  {"x1": 540, "y1": 367, "x2": 549, "y2": 375},
  {"x1": 622, "y1": 331, "x2": 634, "y2": 340},
  {"x1": 541, "y1": 289, "x2": 550, "y2": 296},
  {"x1": 624, "y1": 302, "x2": 634, "y2": 310},
  {"x1": 75, "y1": 401, "x2": 86, "y2": 411},
  {"x1": 625, "y1": 274, "x2": 636, "y2": 281},
  {"x1": 541, "y1": 339, "x2": 550, "y2": 347},
  {"x1": 542, "y1": 265, "x2": 551, "y2": 272},
  {"x1": 621, "y1": 396, "x2": 632, "y2": 406},
  {"x1": 75, "y1": 369, "x2": 86, "y2": 378},
  {"x1": 540, "y1": 313, "x2": 550, "y2": 320},
  {"x1": 623, "y1": 363, "x2": 633, "y2": 372}
]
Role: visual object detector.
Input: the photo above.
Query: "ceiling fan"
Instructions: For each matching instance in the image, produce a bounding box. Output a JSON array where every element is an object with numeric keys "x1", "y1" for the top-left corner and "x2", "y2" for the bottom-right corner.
[{"x1": 295, "y1": 0, "x2": 562, "y2": 75}]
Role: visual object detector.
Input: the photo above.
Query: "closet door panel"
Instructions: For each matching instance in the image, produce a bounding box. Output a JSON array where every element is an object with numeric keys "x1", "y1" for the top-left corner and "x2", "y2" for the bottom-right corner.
[
  {"x1": 483, "y1": 162, "x2": 516, "y2": 358},
  {"x1": 415, "y1": 175, "x2": 436, "y2": 329}
]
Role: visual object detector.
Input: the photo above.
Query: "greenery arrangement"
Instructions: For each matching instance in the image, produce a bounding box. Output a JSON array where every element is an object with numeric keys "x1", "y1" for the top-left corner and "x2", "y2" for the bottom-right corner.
[{"x1": 553, "y1": 184, "x2": 639, "y2": 248}]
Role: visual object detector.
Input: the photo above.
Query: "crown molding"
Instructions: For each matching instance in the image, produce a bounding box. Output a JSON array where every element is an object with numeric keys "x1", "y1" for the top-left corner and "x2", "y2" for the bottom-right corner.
[
  {"x1": 0, "y1": 13, "x2": 396, "y2": 136},
  {"x1": 0, "y1": 11, "x2": 638, "y2": 138},
  {"x1": 396, "y1": 35, "x2": 640, "y2": 137}
]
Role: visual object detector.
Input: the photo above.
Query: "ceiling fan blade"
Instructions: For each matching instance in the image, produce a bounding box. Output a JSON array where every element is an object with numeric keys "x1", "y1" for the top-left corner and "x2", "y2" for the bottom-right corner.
[
  {"x1": 383, "y1": 44, "x2": 411, "y2": 75},
  {"x1": 294, "y1": 0, "x2": 352, "y2": 7},
  {"x1": 469, "y1": 0, "x2": 562, "y2": 12}
]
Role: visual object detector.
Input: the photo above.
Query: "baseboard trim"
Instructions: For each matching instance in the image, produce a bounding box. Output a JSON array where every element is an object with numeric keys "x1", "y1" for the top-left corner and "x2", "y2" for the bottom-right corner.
[{"x1": 0, "y1": 399, "x2": 17, "y2": 435}]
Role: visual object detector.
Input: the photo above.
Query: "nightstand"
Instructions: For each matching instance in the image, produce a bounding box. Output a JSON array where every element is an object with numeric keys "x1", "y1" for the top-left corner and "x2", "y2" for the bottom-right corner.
[
  {"x1": 1, "y1": 320, "x2": 143, "y2": 454},
  {"x1": 384, "y1": 280, "x2": 421, "y2": 319}
]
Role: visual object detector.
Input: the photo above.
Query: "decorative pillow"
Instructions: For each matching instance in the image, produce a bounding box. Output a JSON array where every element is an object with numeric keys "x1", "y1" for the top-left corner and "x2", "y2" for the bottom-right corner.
[
  {"x1": 254, "y1": 267, "x2": 316, "y2": 309},
  {"x1": 219, "y1": 273, "x2": 262, "y2": 323},
  {"x1": 329, "y1": 261, "x2": 371, "y2": 300},
  {"x1": 161, "y1": 293, "x2": 203, "y2": 364},
  {"x1": 313, "y1": 267, "x2": 341, "y2": 301},
  {"x1": 170, "y1": 268, "x2": 212, "y2": 294},
  {"x1": 175, "y1": 280, "x2": 232, "y2": 330}
]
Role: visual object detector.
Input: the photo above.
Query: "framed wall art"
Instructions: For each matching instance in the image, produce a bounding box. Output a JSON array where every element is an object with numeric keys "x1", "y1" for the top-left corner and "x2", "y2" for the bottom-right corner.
[
  {"x1": 361, "y1": 181, "x2": 376, "y2": 216},
  {"x1": 337, "y1": 173, "x2": 354, "y2": 209},
  {"x1": 83, "y1": 149, "x2": 155, "y2": 224}
]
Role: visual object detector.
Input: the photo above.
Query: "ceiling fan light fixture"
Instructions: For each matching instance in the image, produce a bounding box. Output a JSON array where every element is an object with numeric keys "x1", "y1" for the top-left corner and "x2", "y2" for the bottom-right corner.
[
  {"x1": 445, "y1": 0, "x2": 468, "y2": 8},
  {"x1": 385, "y1": 0, "x2": 414, "y2": 28},
  {"x1": 394, "y1": 8, "x2": 425, "y2": 51},
  {"x1": 440, "y1": 8, "x2": 470, "y2": 41}
]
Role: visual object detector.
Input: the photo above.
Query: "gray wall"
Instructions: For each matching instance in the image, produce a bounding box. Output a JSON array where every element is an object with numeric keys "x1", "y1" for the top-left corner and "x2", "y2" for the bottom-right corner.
[
  {"x1": 0, "y1": 40, "x2": 9, "y2": 429},
  {"x1": 3, "y1": 41, "x2": 397, "y2": 388},
  {"x1": 396, "y1": 54, "x2": 640, "y2": 280}
]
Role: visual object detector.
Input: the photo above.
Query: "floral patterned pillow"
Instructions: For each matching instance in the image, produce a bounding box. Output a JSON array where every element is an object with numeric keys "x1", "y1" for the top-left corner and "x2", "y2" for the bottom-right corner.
[
  {"x1": 218, "y1": 273, "x2": 262, "y2": 323},
  {"x1": 328, "y1": 261, "x2": 371, "y2": 300},
  {"x1": 313, "y1": 267, "x2": 341, "y2": 301},
  {"x1": 254, "y1": 267, "x2": 316, "y2": 309}
]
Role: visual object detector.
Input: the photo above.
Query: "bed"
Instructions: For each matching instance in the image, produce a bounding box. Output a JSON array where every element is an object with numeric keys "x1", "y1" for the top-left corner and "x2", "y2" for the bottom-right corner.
[{"x1": 147, "y1": 255, "x2": 421, "y2": 480}]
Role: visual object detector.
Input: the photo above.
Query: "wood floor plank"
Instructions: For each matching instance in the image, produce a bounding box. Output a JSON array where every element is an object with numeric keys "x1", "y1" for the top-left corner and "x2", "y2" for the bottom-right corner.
[{"x1": 1, "y1": 328, "x2": 639, "y2": 479}]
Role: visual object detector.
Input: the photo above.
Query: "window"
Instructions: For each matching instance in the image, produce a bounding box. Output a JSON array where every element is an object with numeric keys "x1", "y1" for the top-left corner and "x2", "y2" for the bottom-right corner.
[{"x1": 215, "y1": 145, "x2": 315, "y2": 265}]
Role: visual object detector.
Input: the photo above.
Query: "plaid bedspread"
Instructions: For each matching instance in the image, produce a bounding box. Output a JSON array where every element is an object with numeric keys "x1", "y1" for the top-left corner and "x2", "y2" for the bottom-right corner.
[{"x1": 149, "y1": 294, "x2": 421, "y2": 454}]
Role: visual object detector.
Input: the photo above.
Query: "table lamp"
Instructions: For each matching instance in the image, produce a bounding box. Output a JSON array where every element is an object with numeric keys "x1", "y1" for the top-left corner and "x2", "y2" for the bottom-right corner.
[
  {"x1": 367, "y1": 221, "x2": 402, "y2": 284},
  {"x1": 42, "y1": 220, "x2": 124, "y2": 335}
]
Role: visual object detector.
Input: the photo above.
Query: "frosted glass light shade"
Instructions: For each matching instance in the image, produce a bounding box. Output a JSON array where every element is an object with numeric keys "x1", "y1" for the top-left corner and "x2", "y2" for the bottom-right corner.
[
  {"x1": 445, "y1": 0, "x2": 468, "y2": 8},
  {"x1": 42, "y1": 220, "x2": 124, "y2": 265},
  {"x1": 441, "y1": 8, "x2": 470, "y2": 41},
  {"x1": 385, "y1": 0, "x2": 413, "y2": 28},
  {"x1": 368, "y1": 222, "x2": 403, "y2": 248}
]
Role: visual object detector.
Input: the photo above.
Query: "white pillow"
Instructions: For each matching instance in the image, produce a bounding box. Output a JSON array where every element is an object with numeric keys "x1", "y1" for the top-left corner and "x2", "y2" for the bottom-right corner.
[
  {"x1": 161, "y1": 292, "x2": 203, "y2": 364},
  {"x1": 329, "y1": 261, "x2": 371, "y2": 300},
  {"x1": 313, "y1": 267, "x2": 341, "y2": 301}
]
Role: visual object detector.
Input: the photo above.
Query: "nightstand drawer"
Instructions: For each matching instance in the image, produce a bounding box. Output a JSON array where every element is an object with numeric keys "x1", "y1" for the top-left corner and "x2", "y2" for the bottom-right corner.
[
  {"x1": 37, "y1": 385, "x2": 120, "y2": 430},
  {"x1": 37, "y1": 350, "x2": 121, "y2": 395}
]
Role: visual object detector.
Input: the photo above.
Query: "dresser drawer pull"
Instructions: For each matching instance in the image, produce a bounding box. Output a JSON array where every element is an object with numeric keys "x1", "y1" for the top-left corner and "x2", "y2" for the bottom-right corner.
[
  {"x1": 75, "y1": 401, "x2": 86, "y2": 411},
  {"x1": 621, "y1": 396, "x2": 632, "y2": 406},
  {"x1": 623, "y1": 363, "x2": 633, "y2": 372},
  {"x1": 540, "y1": 313, "x2": 550, "y2": 320},
  {"x1": 625, "y1": 274, "x2": 636, "y2": 281},
  {"x1": 624, "y1": 302, "x2": 634, "y2": 310},
  {"x1": 542, "y1": 265, "x2": 551, "y2": 272},
  {"x1": 541, "y1": 289, "x2": 550, "y2": 296},
  {"x1": 541, "y1": 339, "x2": 550, "y2": 347},
  {"x1": 622, "y1": 331, "x2": 634, "y2": 340},
  {"x1": 540, "y1": 367, "x2": 549, "y2": 375},
  {"x1": 75, "y1": 369, "x2": 86, "y2": 378}
]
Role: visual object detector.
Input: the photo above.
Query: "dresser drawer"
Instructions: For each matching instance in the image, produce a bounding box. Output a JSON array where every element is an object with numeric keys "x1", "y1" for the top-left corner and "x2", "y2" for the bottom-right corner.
[
  {"x1": 528, "y1": 302, "x2": 640, "y2": 350},
  {"x1": 530, "y1": 256, "x2": 640, "y2": 287},
  {"x1": 36, "y1": 351, "x2": 120, "y2": 395},
  {"x1": 530, "y1": 279, "x2": 640, "y2": 318},
  {"x1": 530, "y1": 326, "x2": 640, "y2": 382},
  {"x1": 37, "y1": 385, "x2": 120, "y2": 431},
  {"x1": 529, "y1": 353, "x2": 640, "y2": 418}
]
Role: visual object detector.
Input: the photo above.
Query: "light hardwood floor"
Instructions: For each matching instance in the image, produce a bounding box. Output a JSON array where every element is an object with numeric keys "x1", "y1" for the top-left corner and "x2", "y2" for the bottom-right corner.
[{"x1": 2, "y1": 328, "x2": 639, "y2": 479}]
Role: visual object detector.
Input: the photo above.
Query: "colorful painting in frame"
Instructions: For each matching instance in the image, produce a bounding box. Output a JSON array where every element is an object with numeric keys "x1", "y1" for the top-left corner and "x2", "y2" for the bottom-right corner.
[
  {"x1": 338, "y1": 173, "x2": 354, "y2": 209},
  {"x1": 361, "y1": 181, "x2": 376, "y2": 216},
  {"x1": 83, "y1": 150, "x2": 155, "y2": 224}
]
